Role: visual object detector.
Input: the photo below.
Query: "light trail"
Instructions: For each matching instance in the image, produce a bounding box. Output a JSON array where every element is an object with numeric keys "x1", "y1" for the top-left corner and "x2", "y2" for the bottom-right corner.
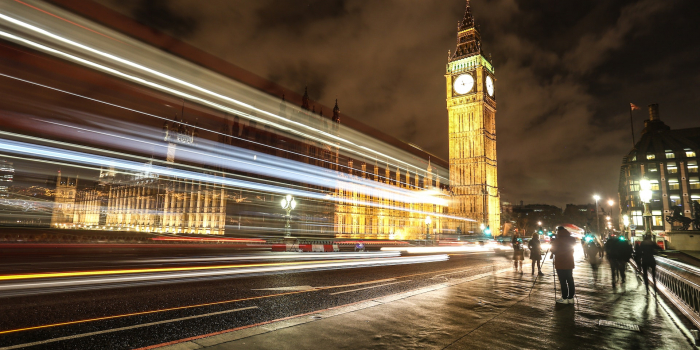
[
  {"x1": 0, "y1": 258, "x2": 501, "y2": 338},
  {"x1": 126, "y1": 252, "x2": 402, "y2": 264},
  {"x1": 381, "y1": 246, "x2": 495, "y2": 254},
  {"x1": 0, "y1": 255, "x2": 450, "y2": 296},
  {"x1": 0, "y1": 3, "x2": 450, "y2": 183},
  {"x1": 0, "y1": 134, "x2": 473, "y2": 221}
]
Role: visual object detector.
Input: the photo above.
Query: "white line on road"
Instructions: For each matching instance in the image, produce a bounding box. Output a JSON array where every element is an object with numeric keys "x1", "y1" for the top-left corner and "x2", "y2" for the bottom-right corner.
[
  {"x1": 330, "y1": 280, "x2": 410, "y2": 295},
  {"x1": 0, "y1": 306, "x2": 258, "y2": 350}
]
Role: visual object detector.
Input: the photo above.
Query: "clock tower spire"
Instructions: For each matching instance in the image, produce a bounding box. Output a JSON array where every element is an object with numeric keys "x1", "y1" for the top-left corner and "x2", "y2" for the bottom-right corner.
[{"x1": 446, "y1": 0, "x2": 500, "y2": 236}]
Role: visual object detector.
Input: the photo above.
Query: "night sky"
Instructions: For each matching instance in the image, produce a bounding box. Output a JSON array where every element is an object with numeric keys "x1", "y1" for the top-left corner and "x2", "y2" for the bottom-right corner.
[{"x1": 94, "y1": 0, "x2": 700, "y2": 209}]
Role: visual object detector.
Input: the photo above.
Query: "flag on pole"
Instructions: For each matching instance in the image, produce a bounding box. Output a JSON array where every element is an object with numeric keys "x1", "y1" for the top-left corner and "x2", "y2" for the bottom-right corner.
[{"x1": 629, "y1": 103, "x2": 638, "y2": 146}]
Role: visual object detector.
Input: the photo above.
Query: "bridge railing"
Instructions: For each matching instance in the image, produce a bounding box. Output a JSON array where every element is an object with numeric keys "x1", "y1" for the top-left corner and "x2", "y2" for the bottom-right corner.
[{"x1": 645, "y1": 257, "x2": 700, "y2": 331}]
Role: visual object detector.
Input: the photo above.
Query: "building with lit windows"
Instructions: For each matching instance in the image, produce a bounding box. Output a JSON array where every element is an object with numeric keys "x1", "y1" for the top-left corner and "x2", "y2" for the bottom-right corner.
[
  {"x1": 0, "y1": 160, "x2": 13, "y2": 198},
  {"x1": 43, "y1": 1, "x2": 478, "y2": 240},
  {"x1": 618, "y1": 104, "x2": 700, "y2": 234},
  {"x1": 445, "y1": 1, "x2": 500, "y2": 235}
]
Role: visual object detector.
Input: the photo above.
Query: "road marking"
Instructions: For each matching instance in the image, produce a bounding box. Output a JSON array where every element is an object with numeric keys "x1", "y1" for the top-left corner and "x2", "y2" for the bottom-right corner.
[
  {"x1": 0, "y1": 264, "x2": 486, "y2": 335},
  {"x1": 253, "y1": 286, "x2": 316, "y2": 291},
  {"x1": 330, "y1": 280, "x2": 410, "y2": 295},
  {"x1": 0, "y1": 306, "x2": 257, "y2": 350}
]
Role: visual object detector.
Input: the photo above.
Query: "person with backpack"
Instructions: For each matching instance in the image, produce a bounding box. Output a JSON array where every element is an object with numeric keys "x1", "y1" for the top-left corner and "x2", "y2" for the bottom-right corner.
[
  {"x1": 528, "y1": 232, "x2": 544, "y2": 276},
  {"x1": 551, "y1": 226, "x2": 575, "y2": 304},
  {"x1": 615, "y1": 236, "x2": 633, "y2": 284}
]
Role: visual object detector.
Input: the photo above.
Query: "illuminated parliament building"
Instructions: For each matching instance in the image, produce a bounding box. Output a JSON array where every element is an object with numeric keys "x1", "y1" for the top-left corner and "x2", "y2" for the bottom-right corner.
[{"x1": 50, "y1": 1, "x2": 496, "y2": 240}]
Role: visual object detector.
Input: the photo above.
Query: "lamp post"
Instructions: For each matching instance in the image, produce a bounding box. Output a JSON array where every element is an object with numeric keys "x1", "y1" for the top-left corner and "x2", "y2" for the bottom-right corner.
[
  {"x1": 281, "y1": 194, "x2": 297, "y2": 238},
  {"x1": 623, "y1": 214, "x2": 630, "y2": 239},
  {"x1": 425, "y1": 216, "x2": 432, "y2": 246},
  {"x1": 639, "y1": 178, "x2": 653, "y2": 238},
  {"x1": 593, "y1": 195, "x2": 601, "y2": 236}
]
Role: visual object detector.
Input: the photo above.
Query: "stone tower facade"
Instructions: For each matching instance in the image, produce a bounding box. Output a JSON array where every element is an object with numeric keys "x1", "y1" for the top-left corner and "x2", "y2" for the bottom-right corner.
[
  {"x1": 446, "y1": 0, "x2": 500, "y2": 235},
  {"x1": 51, "y1": 171, "x2": 78, "y2": 227}
]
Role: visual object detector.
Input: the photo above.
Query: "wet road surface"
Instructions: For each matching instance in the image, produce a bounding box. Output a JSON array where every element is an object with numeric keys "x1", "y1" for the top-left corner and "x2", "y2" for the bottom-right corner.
[{"x1": 0, "y1": 248, "x2": 510, "y2": 349}]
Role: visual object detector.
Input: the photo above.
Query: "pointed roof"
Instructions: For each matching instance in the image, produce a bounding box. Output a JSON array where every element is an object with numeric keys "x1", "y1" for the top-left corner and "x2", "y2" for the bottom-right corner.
[
  {"x1": 458, "y1": 0, "x2": 475, "y2": 31},
  {"x1": 450, "y1": 0, "x2": 483, "y2": 62},
  {"x1": 332, "y1": 99, "x2": 340, "y2": 123}
]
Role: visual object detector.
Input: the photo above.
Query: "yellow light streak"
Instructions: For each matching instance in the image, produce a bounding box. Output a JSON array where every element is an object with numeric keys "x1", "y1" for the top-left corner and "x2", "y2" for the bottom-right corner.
[
  {"x1": 0, "y1": 260, "x2": 491, "y2": 336},
  {"x1": 0, "y1": 259, "x2": 375, "y2": 282}
]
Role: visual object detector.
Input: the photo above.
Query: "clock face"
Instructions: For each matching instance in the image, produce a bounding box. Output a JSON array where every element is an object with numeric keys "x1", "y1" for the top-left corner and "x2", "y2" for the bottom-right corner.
[
  {"x1": 453, "y1": 74, "x2": 474, "y2": 95},
  {"x1": 485, "y1": 75, "x2": 495, "y2": 96}
]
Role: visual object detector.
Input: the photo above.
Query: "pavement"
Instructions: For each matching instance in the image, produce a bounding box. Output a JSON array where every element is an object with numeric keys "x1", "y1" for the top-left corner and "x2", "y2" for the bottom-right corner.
[{"x1": 152, "y1": 256, "x2": 698, "y2": 350}]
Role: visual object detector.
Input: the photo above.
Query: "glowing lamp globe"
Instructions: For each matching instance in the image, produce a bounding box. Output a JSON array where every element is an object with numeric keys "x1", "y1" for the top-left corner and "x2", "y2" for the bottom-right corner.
[{"x1": 639, "y1": 178, "x2": 653, "y2": 203}]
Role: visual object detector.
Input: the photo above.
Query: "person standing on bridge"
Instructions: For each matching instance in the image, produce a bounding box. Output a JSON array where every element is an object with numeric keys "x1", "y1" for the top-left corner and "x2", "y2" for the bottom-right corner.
[
  {"x1": 528, "y1": 232, "x2": 544, "y2": 276},
  {"x1": 551, "y1": 226, "x2": 575, "y2": 304},
  {"x1": 512, "y1": 233, "x2": 524, "y2": 273},
  {"x1": 639, "y1": 234, "x2": 659, "y2": 292}
]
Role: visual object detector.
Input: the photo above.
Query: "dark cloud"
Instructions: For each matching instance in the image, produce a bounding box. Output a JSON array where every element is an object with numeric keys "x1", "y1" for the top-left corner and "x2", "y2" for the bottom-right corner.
[
  {"x1": 131, "y1": 0, "x2": 199, "y2": 37},
  {"x1": 94, "y1": 0, "x2": 700, "y2": 208}
]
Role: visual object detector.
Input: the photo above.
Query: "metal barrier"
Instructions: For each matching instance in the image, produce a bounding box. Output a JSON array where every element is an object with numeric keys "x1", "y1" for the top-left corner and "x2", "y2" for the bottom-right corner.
[{"x1": 646, "y1": 257, "x2": 700, "y2": 330}]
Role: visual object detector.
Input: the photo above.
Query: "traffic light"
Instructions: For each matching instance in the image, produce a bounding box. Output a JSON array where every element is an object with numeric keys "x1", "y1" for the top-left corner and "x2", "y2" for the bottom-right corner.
[{"x1": 484, "y1": 226, "x2": 491, "y2": 235}]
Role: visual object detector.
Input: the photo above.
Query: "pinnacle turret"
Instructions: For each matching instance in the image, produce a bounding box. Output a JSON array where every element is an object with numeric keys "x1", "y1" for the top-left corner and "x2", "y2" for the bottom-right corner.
[{"x1": 332, "y1": 99, "x2": 340, "y2": 124}]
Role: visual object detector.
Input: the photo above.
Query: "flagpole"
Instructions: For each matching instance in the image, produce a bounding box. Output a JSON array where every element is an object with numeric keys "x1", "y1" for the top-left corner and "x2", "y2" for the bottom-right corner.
[{"x1": 629, "y1": 104, "x2": 636, "y2": 146}]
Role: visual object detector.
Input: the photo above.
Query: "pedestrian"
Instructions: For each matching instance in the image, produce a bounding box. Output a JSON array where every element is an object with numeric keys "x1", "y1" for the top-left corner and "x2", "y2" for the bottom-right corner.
[
  {"x1": 604, "y1": 235, "x2": 620, "y2": 287},
  {"x1": 512, "y1": 233, "x2": 524, "y2": 273},
  {"x1": 528, "y1": 232, "x2": 544, "y2": 276},
  {"x1": 616, "y1": 236, "x2": 633, "y2": 284},
  {"x1": 551, "y1": 226, "x2": 575, "y2": 304},
  {"x1": 639, "y1": 234, "x2": 659, "y2": 292},
  {"x1": 633, "y1": 240, "x2": 643, "y2": 274},
  {"x1": 586, "y1": 239, "x2": 601, "y2": 282}
]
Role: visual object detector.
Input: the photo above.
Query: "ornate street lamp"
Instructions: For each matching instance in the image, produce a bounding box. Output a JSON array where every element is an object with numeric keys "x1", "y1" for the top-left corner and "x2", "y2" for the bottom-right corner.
[
  {"x1": 281, "y1": 194, "x2": 297, "y2": 238},
  {"x1": 639, "y1": 178, "x2": 653, "y2": 238},
  {"x1": 593, "y1": 195, "x2": 601, "y2": 236},
  {"x1": 425, "y1": 216, "x2": 432, "y2": 245}
]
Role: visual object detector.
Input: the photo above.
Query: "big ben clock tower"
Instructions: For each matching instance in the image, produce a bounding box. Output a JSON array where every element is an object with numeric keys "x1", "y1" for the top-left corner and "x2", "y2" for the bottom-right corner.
[{"x1": 446, "y1": 0, "x2": 500, "y2": 235}]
